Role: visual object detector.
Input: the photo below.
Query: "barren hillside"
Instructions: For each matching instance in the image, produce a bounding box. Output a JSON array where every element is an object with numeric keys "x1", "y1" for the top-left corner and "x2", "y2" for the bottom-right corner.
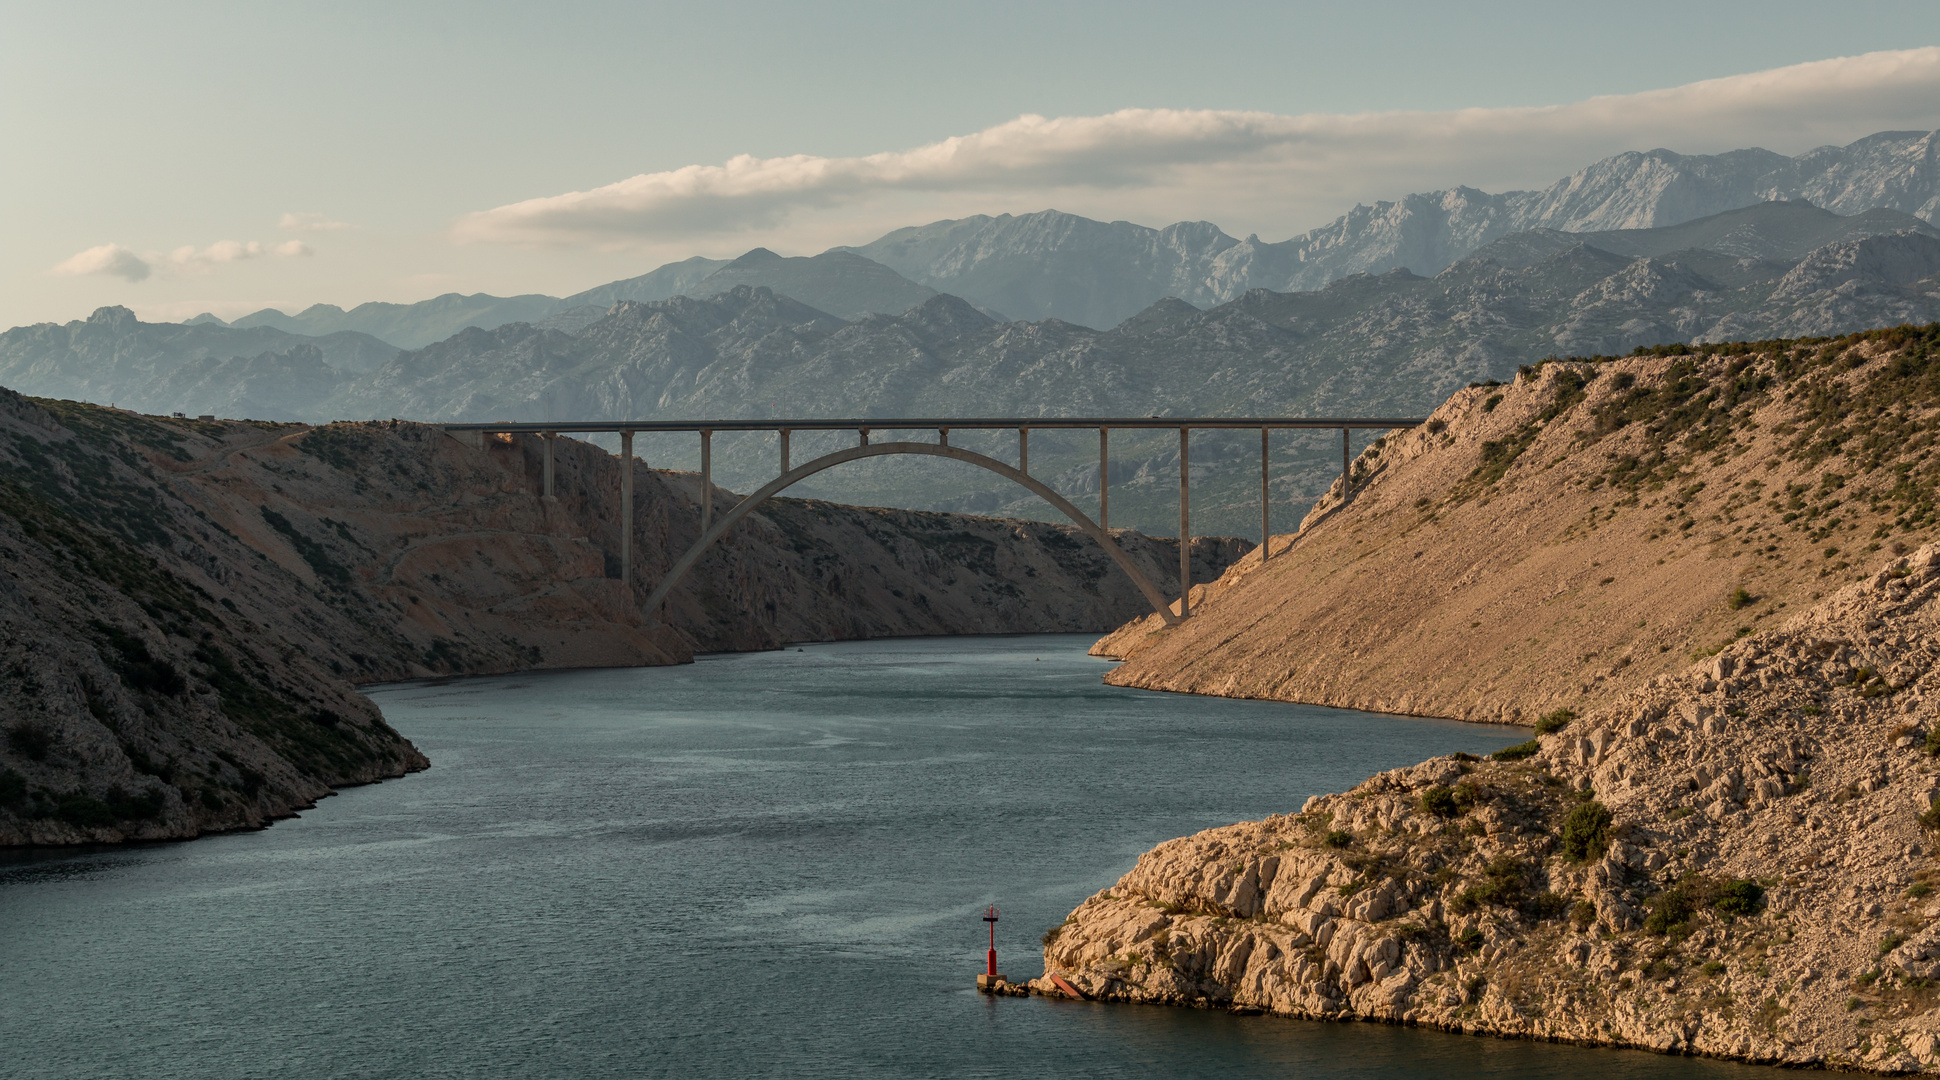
[
  {"x1": 0, "y1": 393, "x2": 1240, "y2": 846},
  {"x1": 1098, "y1": 324, "x2": 1940, "y2": 723}
]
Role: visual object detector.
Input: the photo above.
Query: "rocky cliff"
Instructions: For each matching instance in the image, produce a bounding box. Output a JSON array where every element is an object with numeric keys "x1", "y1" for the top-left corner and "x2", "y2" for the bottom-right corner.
[
  {"x1": 1046, "y1": 324, "x2": 1940, "y2": 1070},
  {"x1": 0, "y1": 392, "x2": 1242, "y2": 847},
  {"x1": 1045, "y1": 538, "x2": 1940, "y2": 1071}
]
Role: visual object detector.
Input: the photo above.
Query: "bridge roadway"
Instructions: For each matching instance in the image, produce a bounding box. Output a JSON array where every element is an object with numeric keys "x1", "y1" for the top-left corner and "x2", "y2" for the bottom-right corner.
[{"x1": 442, "y1": 416, "x2": 1428, "y2": 626}]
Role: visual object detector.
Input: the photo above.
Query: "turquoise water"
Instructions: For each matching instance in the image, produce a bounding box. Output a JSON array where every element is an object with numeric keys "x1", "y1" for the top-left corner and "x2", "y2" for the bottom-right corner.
[{"x1": 2, "y1": 636, "x2": 1769, "y2": 1078}]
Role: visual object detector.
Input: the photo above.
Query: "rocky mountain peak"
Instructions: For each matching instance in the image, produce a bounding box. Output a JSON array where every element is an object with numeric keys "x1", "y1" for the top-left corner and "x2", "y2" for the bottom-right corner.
[{"x1": 85, "y1": 306, "x2": 137, "y2": 331}]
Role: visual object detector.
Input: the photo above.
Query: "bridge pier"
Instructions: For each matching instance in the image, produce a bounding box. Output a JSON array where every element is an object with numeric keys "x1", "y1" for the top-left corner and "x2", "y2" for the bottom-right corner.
[
  {"x1": 1342, "y1": 428, "x2": 1350, "y2": 497},
  {"x1": 1019, "y1": 428, "x2": 1029, "y2": 475},
  {"x1": 1260, "y1": 428, "x2": 1269, "y2": 560},
  {"x1": 780, "y1": 428, "x2": 790, "y2": 473},
  {"x1": 1179, "y1": 427, "x2": 1190, "y2": 619},
  {"x1": 700, "y1": 429, "x2": 713, "y2": 533},
  {"x1": 939, "y1": 428, "x2": 949, "y2": 447},
  {"x1": 619, "y1": 431, "x2": 635, "y2": 588},
  {"x1": 1099, "y1": 428, "x2": 1108, "y2": 531}
]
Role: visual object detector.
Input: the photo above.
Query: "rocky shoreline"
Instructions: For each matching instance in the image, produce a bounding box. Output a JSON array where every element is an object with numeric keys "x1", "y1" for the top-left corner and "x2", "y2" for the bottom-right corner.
[{"x1": 1043, "y1": 539, "x2": 1940, "y2": 1072}]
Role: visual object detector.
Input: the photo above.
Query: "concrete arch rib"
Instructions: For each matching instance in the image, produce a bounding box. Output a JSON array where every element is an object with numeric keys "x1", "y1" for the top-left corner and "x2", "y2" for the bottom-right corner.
[{"x1": 640, "y1": 441, "x2": 1182, "y2": 626}]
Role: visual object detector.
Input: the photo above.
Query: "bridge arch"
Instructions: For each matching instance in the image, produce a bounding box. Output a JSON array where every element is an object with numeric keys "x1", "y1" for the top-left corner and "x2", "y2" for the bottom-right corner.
[{"x1": 640, "y1": 441, "x2": 1182, "y2": 625}]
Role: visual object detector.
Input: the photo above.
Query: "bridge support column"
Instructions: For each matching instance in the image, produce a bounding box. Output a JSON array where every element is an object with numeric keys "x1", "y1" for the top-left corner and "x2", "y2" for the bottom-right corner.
[
  {"x1": 1098, "y1": 428, "x2": 1108, "y2": 531},
  {"x1": 542, "y1": 432, "x2": 556, "y2": 499},
  {"x1": 860, "y1": 428, "x2": 870, "y2": 446},
  {"x1": 939, "y1": 428, "x2": 949, "y2": 447},
  {"x1": 620, "y1": 431, "x2": 634, "y2": 589},
  {"x1": 1179, "y1": 427, "x2": 1190, "y2": 619},
  {"x1": 700, "y1": 429, "x2": 713, "y2": 533},
  {"x1": 1018, "y1": 428, "x2": 1029, "y2": 475},
  {"x1": 1341, "y1": 428, "x2": 1350, "y2": 498},
  {"x1": 779, "y1": 429, "x2": 790, "y2": 474},
  {"x1": 1260, "y1": 427, "x2": 1269, "y2": 560}
]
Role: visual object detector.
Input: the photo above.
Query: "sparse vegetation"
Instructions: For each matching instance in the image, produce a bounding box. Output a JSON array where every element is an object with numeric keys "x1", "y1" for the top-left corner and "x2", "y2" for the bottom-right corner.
[
  {"x1": 1560, "y1": 800, "x2": 1614, "y2": 862},
  {"x1": 1492, "y1": 739, "x2": 1540, "y2": 762},
  {"x1": 1534, "y1": 708, "x2": 1575, "y2": 736}
]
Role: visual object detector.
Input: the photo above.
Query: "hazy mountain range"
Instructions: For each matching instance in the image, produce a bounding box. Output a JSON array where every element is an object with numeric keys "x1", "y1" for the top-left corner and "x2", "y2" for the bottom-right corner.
[
  {"x1": 11, "y1": 194, "x2": 1939, "y2": 536},
  {"x1": 181, "y1": 128, "x2": 1940, "y2": 342}
]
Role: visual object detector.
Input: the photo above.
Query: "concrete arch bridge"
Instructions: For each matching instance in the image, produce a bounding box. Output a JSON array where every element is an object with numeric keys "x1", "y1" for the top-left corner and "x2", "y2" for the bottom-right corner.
[{"x1": 442, "y1": 417, "x2": 1425, "y2": 626}]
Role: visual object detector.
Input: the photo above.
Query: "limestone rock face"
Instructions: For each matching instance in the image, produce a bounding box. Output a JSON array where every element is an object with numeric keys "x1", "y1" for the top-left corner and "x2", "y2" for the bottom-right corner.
[
  {"x1": 1095, "y1": 328, "x2": 1940, "y2": 726},
  {"x1": 1049, "y1": 541, "x2": 1940, "y2": 1071}
]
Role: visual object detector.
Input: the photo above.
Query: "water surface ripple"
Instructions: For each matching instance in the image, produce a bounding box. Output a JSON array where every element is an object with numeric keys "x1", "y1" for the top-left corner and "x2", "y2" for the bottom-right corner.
[{"x1": 3, "y1": 636, "x2": 1768, "y2": 1078}]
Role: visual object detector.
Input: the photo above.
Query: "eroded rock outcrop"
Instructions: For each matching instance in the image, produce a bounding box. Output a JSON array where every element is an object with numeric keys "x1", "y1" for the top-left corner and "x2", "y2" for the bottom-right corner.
[{"x1": 1048, "y1": 541, "x2": 1940, "y2": 1071}]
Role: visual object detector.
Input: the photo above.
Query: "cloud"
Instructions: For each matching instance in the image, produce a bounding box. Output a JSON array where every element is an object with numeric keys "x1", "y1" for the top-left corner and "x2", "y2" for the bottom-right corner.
[
  {"x1": 454, "y1": 47, "x2": 1940, "y2": 247},
  {"x1": 169, "y1": 240, "x2": 265, "y2": 270},
  {"x1": 278, "y1": 211, "x2": 356, "y2": 232},
  {"x1": 52, "y1": 238, "x2": 316, "y2": 282},
  {"x1": 50, "y1": 243, "x2": 151, "y2": 282}
]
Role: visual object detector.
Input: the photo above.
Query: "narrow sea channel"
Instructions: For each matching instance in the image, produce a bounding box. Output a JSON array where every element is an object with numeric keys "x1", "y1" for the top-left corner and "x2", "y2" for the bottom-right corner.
[{"x1": 3, "y1": 635, "x2": 1769, "y2": 1078}]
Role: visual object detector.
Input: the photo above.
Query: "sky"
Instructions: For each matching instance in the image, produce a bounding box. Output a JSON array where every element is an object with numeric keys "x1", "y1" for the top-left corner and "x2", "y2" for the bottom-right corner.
[{"x1": 5, "y1": 0, "x2": 1940, "y2": 329}]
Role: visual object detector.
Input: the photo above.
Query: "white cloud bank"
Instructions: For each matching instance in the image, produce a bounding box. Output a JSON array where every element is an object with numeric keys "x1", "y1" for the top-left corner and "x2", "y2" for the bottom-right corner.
[
  {"x1": 50, "y1": 237, "x2": 313, "y2": 282},
  {"x1": 456, "y1": 47, "x2": 1940, "y2": 248},
  {"x1": 50, "y1": 243, "x2": 151, "y2": 282}
]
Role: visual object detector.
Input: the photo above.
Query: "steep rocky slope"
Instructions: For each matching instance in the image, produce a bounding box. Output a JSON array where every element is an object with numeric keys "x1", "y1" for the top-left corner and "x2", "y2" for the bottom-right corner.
[
  {"x1": 0, "y1": 393, "x2": 1241, "y2": 847},
  {"x1": 1046, "y1": 325, "x2": 1940, "y2": 1071},
  {"x1": 1097, "y1": 325, "x2": 1940, "y2": 723},
  {"x1": 1045, "y1": 538, "x2": 1940, "y2": 1072}
]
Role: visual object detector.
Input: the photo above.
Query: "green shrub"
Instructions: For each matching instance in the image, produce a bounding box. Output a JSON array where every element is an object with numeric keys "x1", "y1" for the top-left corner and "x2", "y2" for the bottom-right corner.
[
  {"x1": 1569, "y1": 900, "x2": 1597, "y2": 930},
  {"x1": 1727, "y1": 587, "x2": 1755, "y2": 610},
  {"x1": 1645, "y1": 880, "x2": 1700, "y2": 937},
  {"x1": 1523, "y1": 892, "x2": 1570, "y2": 920},
  {"x1": 1456, "y1": 928, "x2": 1485, "y2": 952},
  {"x1": 1920, "y1": 800, "x2": 1940, "y2": 831},
  {"x1": 1908, "y1": 883, "x2": 1932, "y2": 899},
  {"x1": 1713, "y1": 880, "x2": 1765, "y2": 917},
  {"x1": 1418, "y1": 786, "x2": 1458, "y2": 817},
  {"x1": 1561, "y1": 801, "x2": 1614, "y2": 862},
  {"x1": 1493, "y1": 739, "x2": 1540, "y2": 762},
  {"x1": 1323, "y1": 830, "x2": 1352, "y2": 849},
  {"x1": 1534, "y1": 708, "x2": 1576, "y2": 736}
]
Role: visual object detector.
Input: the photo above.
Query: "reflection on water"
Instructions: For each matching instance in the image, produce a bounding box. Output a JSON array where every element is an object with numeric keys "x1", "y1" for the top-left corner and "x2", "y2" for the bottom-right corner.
[{"x1": 2, "y1": 635, "x2": 1769, "y2": 1079}]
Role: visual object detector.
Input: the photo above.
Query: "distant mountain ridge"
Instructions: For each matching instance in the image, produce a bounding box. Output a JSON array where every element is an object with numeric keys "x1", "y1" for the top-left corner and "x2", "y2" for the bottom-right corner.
[
  {"x1": 187, "y1": 129, "x2": 1940, "y2": 341},
  {"x1": 200, "y1": 250, "x2": 951, "y2": 349},
  {"x1": 843, "y1": 129, "x2": 1940, "y2": 327},
  {"x1": 28, "y1": 199, "x2": 1938, "y2": 536}
]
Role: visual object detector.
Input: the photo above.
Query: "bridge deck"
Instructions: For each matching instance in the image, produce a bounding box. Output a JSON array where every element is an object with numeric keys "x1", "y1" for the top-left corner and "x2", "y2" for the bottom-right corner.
[{"x1": 439, "y1": 416, "x2": 1427, "y2": 433}]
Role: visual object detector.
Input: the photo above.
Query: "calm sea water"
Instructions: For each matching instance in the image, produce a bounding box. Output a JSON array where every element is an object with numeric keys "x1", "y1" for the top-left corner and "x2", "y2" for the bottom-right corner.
[{"x1": 4, "y1": 635, "x2": 1768, "y2": 1079}]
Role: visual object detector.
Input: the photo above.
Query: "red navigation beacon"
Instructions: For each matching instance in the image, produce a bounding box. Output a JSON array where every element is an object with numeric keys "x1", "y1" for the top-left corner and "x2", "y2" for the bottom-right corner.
[
  {"x1": 983, "y1": 904, "x2": 1000, "y2": 976},
  {"x1": 976, "y1": 904, "x2": 1006, "y2": 990}
]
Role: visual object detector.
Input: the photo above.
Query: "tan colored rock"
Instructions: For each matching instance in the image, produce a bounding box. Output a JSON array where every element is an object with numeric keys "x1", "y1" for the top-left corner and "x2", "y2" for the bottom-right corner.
[
  {"x1": 1095, "y1": 332, "x2": 1940, "y2": 724},
  {"x1": 1051, "y1": 540, "x2": 1940, "y2": 1071}
]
